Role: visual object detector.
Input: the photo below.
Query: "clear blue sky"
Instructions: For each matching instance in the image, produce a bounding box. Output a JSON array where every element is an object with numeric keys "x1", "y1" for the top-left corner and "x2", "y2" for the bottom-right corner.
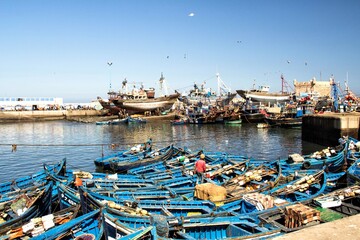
[{"x1": 1, "y1": 0, "x2": 359, "y2": 102}]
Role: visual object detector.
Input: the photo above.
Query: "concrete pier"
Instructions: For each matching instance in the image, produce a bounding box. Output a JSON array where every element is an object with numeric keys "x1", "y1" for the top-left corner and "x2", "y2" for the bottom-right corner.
[
  {"x1": 302, "y1": 112, "x2": 360, "y2": 146},
  {"x1": 0, "y1": 109, "x2": 109, "y2": 123}
]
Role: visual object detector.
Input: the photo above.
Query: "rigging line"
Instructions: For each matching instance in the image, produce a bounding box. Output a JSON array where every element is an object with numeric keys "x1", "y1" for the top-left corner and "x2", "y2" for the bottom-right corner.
[{"x1": 0, "y1": 135, "x2": 217, "y2": 147}]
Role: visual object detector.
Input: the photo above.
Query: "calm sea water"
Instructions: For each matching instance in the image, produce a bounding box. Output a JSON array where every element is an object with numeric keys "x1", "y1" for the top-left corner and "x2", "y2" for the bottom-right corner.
[{"x1": 0, "y1": 121, "x2": 325, "y2": 183}]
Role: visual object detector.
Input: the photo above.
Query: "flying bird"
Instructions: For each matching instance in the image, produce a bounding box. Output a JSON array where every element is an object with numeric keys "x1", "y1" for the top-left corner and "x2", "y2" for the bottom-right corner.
[
  {"x1": 107, "y1": 62, "x2": 113, "y2": 66},
  {"x1": 287, "y1": 60, "x2": 291, "y2": 64},
  {"x1": 188, "y1": 12, "x2": 195, "y2": 17}
]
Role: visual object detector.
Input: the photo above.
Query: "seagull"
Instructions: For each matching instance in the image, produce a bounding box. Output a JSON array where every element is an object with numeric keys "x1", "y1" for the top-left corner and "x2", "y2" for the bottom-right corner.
[
  {"x1": 287, "y1": 60, "x2": 291, "y2": 64},
  {"x1": 188, "y1": 12, "x2": 195, "y2": 17},
  {"x1": 107, "y1": 62, "x2": 113, "y2": 66}
]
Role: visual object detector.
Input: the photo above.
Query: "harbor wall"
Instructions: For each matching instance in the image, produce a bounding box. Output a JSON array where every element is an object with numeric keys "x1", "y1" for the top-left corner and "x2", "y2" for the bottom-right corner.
[
  {"x1": 0, "y1": 109, "x2": 109, "y2": 123},
  {"x1": 302, "y1": 112, "x2": 360, "y2": 146}
]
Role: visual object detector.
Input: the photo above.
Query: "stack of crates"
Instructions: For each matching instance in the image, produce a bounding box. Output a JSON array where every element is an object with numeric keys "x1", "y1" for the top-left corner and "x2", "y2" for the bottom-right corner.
[{"x1": 284, "y1": 203, "x2": 321, "y2": 228}]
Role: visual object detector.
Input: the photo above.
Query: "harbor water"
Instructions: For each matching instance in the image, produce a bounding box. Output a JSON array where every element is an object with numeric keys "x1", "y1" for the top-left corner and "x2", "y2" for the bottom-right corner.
[{"x1": 0, "y1": 121, "x2": 325, "y2": 183}]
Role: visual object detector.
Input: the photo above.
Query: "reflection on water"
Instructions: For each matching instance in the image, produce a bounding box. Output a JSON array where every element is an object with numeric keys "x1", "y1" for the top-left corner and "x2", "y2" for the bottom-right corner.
[{"x1": 0, "y1": 121, "x2": 324, "y2": 182}]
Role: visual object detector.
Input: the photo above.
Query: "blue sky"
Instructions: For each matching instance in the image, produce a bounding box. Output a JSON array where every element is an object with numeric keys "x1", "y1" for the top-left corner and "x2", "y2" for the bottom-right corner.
[{"x1": 1, "y1": 0, "x2": 359, "y2": 102}]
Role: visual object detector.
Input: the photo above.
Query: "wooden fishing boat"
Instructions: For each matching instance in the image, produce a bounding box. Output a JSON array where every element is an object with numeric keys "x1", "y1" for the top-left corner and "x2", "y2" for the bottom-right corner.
[
  {"x1": 265, "y1": 116, "x2": 302, "y2": 128},
  {"x1": 94, "y1": 146, "x2": 150, "y2": 170},
  {"x1": 0, "y1": 182, "x2": 53, "y2": 235},
  {"x1": 104, "y1": 211, "x2": 153, "y2": 240},
  {"x1": 109, "y1": 145, "x2": 174, "y2": 173},
  {"x1": 269, "y1": 169, "x2": 328, "y2": 203},
  {"x1": 0, "y1": 205, "x2": 80, "y2": 239},
  {"x1": 80, "y1": 187, "x2": 216, "y2": 221},
  {"x1": 219, "y1": 169, "x2": 328, "y2": 216},
  {"x1": 280, "y1": 138, "x2": 349, "y2": 172},
  {"x1": 347, "y1": 137, "x2": 360, "y2": 165},
  {"x1": 236, "y1": 75, "x2": 293, "y2": 104},
  {"x1": 82, "y1": 178, "x2": 156, "y2": 192},
  {"x1": 31, "y1": 209, "x2": 104, "y2": 240},
  {"x1": 258, "y1": 185, "x2": 360, "y2": 233},
  {"x1": 241, "y1": 111, "x2": 266, "y2": 123},
  {"x1": 112, "y1": 93, "x2": 180, "y2": 114},
  {"x1": 57, "y1": 183, "x2": 80, "y2": 209},
  {"x1": 169, "y1": 215, "x2": 281, "y2": 239},
  {"x1": 95, "y1": 116, "x2": 129, "y2": 125},
  {"x1": 127, "y1": 149, "x2": 201, "y2": 176},
  {"x1": 95, "y1": 143, "x2": 178, "y2": 171},
  {"x1": 0, "y1": 158, "x2": 66, "y2": 200},
  {"x1": 221, "y1": 161, "x2": 282, "y2": 201},
  {"x1": 347, "y1": 158, "x2": 360, "y2": 185}
]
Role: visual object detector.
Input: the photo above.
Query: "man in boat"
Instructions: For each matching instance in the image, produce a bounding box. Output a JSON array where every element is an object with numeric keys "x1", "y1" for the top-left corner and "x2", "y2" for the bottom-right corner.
[{"x1": 195, "y1": 154, "x2": 207, "y2": 184}]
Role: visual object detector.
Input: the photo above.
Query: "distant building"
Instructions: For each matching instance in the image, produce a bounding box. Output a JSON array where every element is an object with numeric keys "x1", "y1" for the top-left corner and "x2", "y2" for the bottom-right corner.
[
  {"x1": 293, "y1": 78, "x2": 331, "y2": 98},
  {"x1": 0, "y1": 97, "x2": 63, "y2": 110}
]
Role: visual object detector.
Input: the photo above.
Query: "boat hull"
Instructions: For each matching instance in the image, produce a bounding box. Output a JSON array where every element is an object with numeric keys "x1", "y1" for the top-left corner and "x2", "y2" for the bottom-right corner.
[
  {"x1": 236, "y1": 90, "x2": 291, "y2": 103},
  {"x1": 112, "y1": 93, "x2": 180, "y2": 113}
]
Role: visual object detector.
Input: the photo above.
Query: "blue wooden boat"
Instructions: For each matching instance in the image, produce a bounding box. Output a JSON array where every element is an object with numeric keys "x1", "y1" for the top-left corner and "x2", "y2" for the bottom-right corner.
[
  {"x1": 347, "y1": 158, "x2": 360, "y2": 185},
  {"x1": 169, "y1": 215, "x2": 281, "y2": 239},
  {"x1": 80, "y1": 187, "x2": 216, "y2": 220},
  {"x1": 258, "y1": 185, "x2": 360, "y2": 234},
  {"x1": 31, "y1": 209, "x2": 104, "y2": 240},
  {"x1": 219, "y1": 169, "x2": 328, "y2": 216},
  {"x1": 279, "y1": 138, "x2": 349, "y2": 172},
  {"x1": 127, "y1": 149, "x2": 201, "y2": 176},
  {"x1": 57, "y1": 183, "x2": 80, "y2": 209},
  {"x1": 220, "y1": 161, "x2": 282, "y2": 202},
  {"x1": 347, "y1": 136, "x2": 360, "y2": 165},
  {"x1": 0, "y1": 182, "x2": 53, "y2": 235},
  {"x1": 104, "y1": 211, "x2": 154, "y2": 239},
  {"x1": 94, "y1": 144, "x2": 176, "y2": 171},
  {"x1": 109, "y1": 145, "x2": 175, "y2": 173},
  {"x1": 269, "y1": 169, "x2": 328, "y2": 202},
  {"x1": 0, "y1": 205, "x2": 80, "y2": 239},
  {"x1": 0, "y1": 158, "x2": 66, "y2": 200},
  {"x1": 82, "y1": 178, "x2": 156, "y2": 192},
  {"x1": 94, "y1": 150, "x2": 139, "y2": 170}
]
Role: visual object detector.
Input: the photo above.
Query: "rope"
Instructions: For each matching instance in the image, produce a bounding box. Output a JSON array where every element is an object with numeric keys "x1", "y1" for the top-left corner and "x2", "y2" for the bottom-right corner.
[{"x1": 0, "y1": 135, "x2": 216, "y2": 148}]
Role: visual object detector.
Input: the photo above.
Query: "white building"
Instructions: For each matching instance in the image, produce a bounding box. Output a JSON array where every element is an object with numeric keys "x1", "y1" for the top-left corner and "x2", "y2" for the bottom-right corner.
[{"x1": 0, "y1": 97, "x2": 63, "y2": 110}]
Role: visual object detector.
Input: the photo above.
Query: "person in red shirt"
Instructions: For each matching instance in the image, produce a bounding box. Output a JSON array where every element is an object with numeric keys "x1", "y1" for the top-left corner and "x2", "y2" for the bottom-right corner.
[{"x1": 195, "y1": 153, "x2": 206, "y2": 184}]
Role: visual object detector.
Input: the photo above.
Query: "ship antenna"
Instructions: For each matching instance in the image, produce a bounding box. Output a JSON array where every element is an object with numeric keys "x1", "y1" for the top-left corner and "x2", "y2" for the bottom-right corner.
[{"x1": 107, "y1": 62, "x2": 113, "y2": 91}]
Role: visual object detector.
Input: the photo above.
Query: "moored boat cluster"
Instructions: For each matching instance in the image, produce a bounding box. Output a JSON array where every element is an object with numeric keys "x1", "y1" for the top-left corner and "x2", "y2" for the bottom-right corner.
[{"x1": 1, "y1": 137, "x2": 360, "y2": 239}]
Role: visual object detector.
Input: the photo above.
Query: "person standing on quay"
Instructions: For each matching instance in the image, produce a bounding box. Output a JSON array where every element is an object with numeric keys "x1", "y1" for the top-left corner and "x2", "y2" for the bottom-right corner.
[{"x1": 195, "y1": 154, "x2": 206, "y2": 184}]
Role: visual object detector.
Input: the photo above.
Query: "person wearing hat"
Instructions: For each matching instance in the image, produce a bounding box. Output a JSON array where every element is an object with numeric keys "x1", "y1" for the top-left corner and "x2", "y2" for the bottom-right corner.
[{"x1": 195, "y1": 153, "x2": 207, "y2": 184}]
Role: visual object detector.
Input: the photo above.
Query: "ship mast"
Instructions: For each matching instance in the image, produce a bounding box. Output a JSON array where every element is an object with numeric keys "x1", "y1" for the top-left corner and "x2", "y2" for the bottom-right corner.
[
  {"x1": 159, "y1": 72, "x2": 168, "y2": 96},
  {"x1": 280, "y1": 74, "x2": 294, "y2": 94},
  {"x1": 216, "y1": 73, "x2": 231, "y2": 97}
]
